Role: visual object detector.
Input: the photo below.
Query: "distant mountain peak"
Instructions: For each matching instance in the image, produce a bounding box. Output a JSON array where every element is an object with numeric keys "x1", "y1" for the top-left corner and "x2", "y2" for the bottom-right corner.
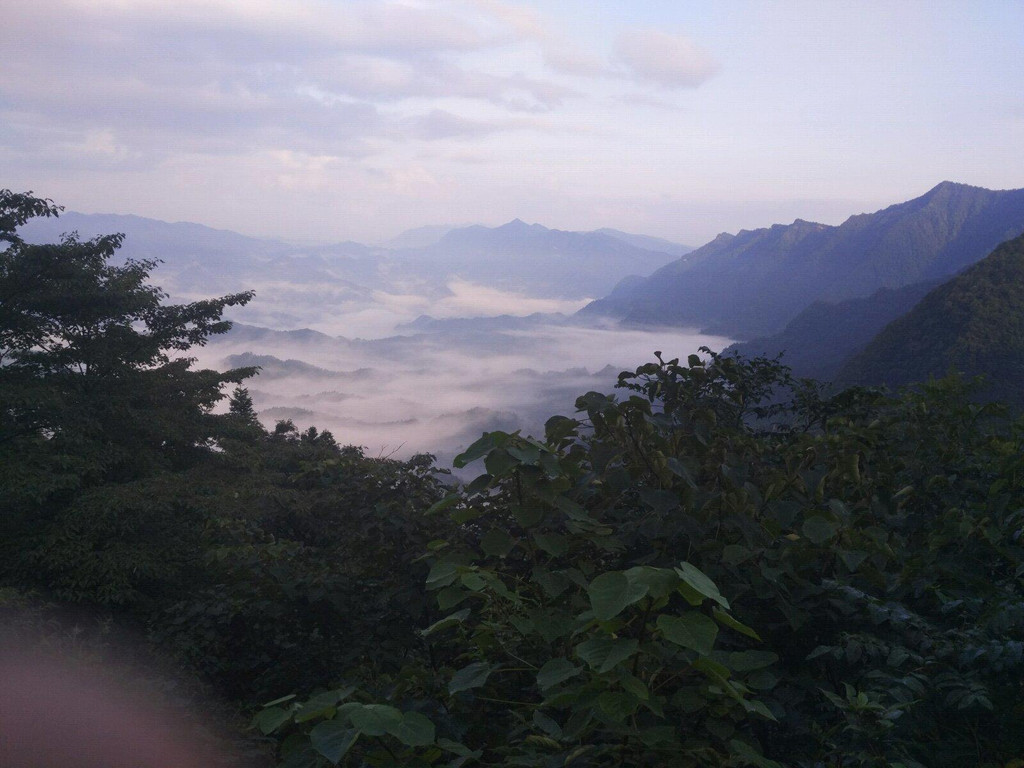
[
  {"x1": 920, "y1": 180, "x2": 989, "y2": 199},
  {"x1": 498, "y1": 218, "x2": 545, "y2": 232}
]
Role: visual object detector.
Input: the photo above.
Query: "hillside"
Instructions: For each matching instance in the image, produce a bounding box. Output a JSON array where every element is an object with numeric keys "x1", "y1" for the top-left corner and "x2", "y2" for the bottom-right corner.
[
  {"x1": 837, "y1": 233, "x2": 1024, "y2": 405},
  {"x1": 583, "y1": 182, "x2": 1024, "y2": 338},
  {"x1": 726, "y1": 279, "x2": 943, "y2": 380}
]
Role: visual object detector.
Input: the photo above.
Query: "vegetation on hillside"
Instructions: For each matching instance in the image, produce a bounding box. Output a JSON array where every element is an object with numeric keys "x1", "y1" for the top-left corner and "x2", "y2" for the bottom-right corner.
[
  {"x1": 3, "y1": 191, "x2": 1023, "y2": 768},
  {"x1": 725, "y1": 279, "x2": 942, "y2": 380},
  {"x1": 839, "y1": 233, "x2": 1024, "y2": 407}
]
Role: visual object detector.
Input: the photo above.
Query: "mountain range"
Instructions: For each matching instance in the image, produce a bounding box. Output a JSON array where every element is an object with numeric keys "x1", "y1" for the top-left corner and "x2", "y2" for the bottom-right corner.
[
  {"x1": 18, "y1": 182, "x2": 1024, "y2": 406},
  {"x1": 19, "y1": 214, "x2": 690, "y2": 303},
  {"x1": 385, "y1": 219, "x2": 688, "y2": 298},
  {"x1": 582, "y1": 182, "x2": 1024, "y2": 339}
]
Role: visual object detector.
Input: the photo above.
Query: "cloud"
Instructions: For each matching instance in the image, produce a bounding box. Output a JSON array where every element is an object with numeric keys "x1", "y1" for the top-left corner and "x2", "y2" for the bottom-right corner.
[
  {"x1": 0, "y1": 0, "x2": 574, "y2": 173},
  {"x1": 372, "y1": 279, "x2": 587, "y2": 321},
  {"x1": 406, "y1": 109, "x2": 538, "y2": 140},
  {"x1": 432, "y1": 278, "x2": 589, "y2": 317},
  {"x1": 468, "y1": 0, "x2": 607, "y2": 77},
  {"x1": 613, "y1": 30, "x2": 718, "y2": 88}
]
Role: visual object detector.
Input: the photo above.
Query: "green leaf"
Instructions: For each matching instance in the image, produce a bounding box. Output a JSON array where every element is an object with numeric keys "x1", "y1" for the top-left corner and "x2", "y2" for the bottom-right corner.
[
  {"x1": 454, "y1": 433, "x2": 498, "y2": 468},
  {"x1": 309, "y1": 720, "x2": 359, "y2": 764},
  {"x1": 425, "y1": 493, "x2": 460, "y2": 516},
  {"x1": 801, "y1": 515, "x2": 839, "y2": 545},
  {"x1": 657, "y1": 612, "x2": 718, "y2": 655},
  {"x1": 426, "y1": 560, "x2": 460, "y2": 590},
  {"x1": 588, "y1": 571, "x2": 647, "y2": 621},
  {"x1": 293, "y1": 687, "x2": 356, "y2": 724},
  {"x1": 727, "y1": 651, "x2": 779, "y2": 672},
  {"x1": 507, "y1": 441, "x2": 542, "y2": 465},
  {"x1": 262, "y1": 693, "x2": 297, "y2": 707},
  {"x1": 253, "y1": 706, "x2": 291, "y2": 735},
  {"x1": 712, "y1": 607, "x2": 761, "y2": 641},
  {"x1": 532, "y1": 531, "x2": 568, "y2": 557},
  {"x1": 618, "y1": 672, "x2": 649, "y2": 700},
  {"x1": 480, "y1": 528, "x2": 514, "y2": 558},
  {"x1": 597, "y1": 691, "x2": 638, "y2": 720},
  {"x1": 576, "y1": 637, "x2": 639, "y2": 673},
  {"x1": 675, "y1": 562, "x2": 730, "y2": 609},
  {"x1": 639, "y1": 726, "x2": 677, "y2": 747},
  {"x1": 839, "y1": 549, "x2": 869, "y2": 572},
  {"x1": 348, "y1": 704, "x2": 403, "y2": 736},
  {"x1": 437, "y1": 738, "x2": 480, "y2": 758},
  {"x1": 623, "y1": 566, "x2": 679, "y2": 601},
  {"x1": 389, "y1": 712, "x2": 435, "y2": 747},
  {"x1": 449, "y1": 662, "x2": 495, "y2": 694},
  {"x1": 536, "y1": 658, "x2": 581, "y2": 689},
  {"x1": 421, "y1": 608, "x2": 470, "y2": 636},
  {"x1": 728, "y1": 738, "x2": 784, "y2": 768},
  {"x1": 532, "y1": 710, "x2": 562, "y2": 738},
  {"x1": 485, "y1": 448, "x2": 518, "y2": 477},
  {"x1": 460, "y1": 572, "x2": 486, "y2": 591}
]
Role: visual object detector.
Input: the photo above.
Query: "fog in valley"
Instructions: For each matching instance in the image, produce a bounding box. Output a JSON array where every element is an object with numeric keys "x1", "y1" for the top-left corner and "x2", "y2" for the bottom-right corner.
[
  {"x1": 20, "y1": 212, "x2": 727, "y2": 467},
  {"x1": 198, "y1": 316, "x2": 730, "y2": 467}
]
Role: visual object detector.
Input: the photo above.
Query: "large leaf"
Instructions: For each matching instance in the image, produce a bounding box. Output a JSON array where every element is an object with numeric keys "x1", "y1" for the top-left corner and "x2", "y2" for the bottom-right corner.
[
  {"x1": 624, "y1": 566, "x2": 680, "y2": 601},
  {"x1": 802, "y1": 515, "x2": 839, "y2": 545},
  {"x1": 425, "y1": 560, "x2": 459, "y2": 590},
  {"x1": 675, "y1": 562, "x2": 730, "y2": 609},
  {"x1": 453, "y1": 433, "x2": 499, "y2": 468},
  {"x1": 657, "y1": 612, "x2": 719, "y2": 655},
  {"x1": 389, "y1": 712, "x2": 436, "y2": 747},
  {"x1": 597, "y1": 691, "x2": 639, "y2": 721},
  {"x1": 713, "y1": 607, "x2": 761, "y2": 641},
  {"x1": 309, "y1": 720, "x2": 359, "y2": 764},
  {"x1": 449, "y1": 662, "x2": 495, "y2": 694},
  {"x1": 348, "y1": 704, "x2": 403, "y2": 736},
  {"x1": 576, "y1": 637, "x2": 639, "y2": 673},
  {"x1": 536, "y1": 658, "x2": 582, "y2": 690},
  {"x1": 588, "y1": 571, "x2": 647, "y2": 621},
  {"x1": 480, "y1": 528, "x2": 514, "y2": 558},
  {"x1": 253, "y1": 706, "x2": 291, "y2": 735},
  {"x1": 421, "y1": 608, "x2": 471, "y2": 636}
]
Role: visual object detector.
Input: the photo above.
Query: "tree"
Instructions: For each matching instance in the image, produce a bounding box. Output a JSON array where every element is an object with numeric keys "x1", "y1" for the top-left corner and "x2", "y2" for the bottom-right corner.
[{"x1": 0, "y1": 189, "x2": 255, "y2": 605}]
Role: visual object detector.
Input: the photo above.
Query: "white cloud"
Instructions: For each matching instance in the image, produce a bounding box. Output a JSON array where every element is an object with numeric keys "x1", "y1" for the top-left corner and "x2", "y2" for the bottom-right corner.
[
  {"x1": 613, "y1": 29, "x2": 718, "y2": 88},
  {"x1": 432, "y1": 278, "x2": 589, "y2": 317}
]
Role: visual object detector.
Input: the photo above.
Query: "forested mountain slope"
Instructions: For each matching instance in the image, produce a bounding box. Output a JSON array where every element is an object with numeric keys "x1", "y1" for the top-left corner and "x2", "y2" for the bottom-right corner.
[
  {"x1": 582, "y1": 182, "x2": 1024, "y2": 338},
  {"x1": 839, "y1": 233, "x2": 1024, "y2": 405},
  {"x1": 725, "y1": 279, "x2": 943, "y2": 380}
]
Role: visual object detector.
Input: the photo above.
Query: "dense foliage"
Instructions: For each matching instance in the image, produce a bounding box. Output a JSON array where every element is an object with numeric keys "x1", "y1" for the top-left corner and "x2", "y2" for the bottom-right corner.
[
  {"x1": 258, "y1": 353, "x2": 1024, "y2": 768},
  {"x1": 0, "y1": 191, "x2": 451, "y2": 702},
  {"x1": 4, "y1": 191, "x2": 1024, "y2": 768}
]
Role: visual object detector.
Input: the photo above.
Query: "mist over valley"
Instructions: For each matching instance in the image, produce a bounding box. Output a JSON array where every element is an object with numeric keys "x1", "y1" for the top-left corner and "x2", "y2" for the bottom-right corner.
[{"x1": 20, "y1": 212, "x2": 722, "y2": 466}]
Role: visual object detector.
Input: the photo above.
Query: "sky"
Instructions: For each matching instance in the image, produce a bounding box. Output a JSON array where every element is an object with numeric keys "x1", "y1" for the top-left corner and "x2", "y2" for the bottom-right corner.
[{"x1": 2, "y1": 0, "x2": 1023, "y2": 246}]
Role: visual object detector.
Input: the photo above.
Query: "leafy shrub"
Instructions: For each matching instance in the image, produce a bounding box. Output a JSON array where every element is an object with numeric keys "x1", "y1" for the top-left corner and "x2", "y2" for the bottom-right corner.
[{"x1": 261, "y1": 351, "x2": 1024, "y2": 767}]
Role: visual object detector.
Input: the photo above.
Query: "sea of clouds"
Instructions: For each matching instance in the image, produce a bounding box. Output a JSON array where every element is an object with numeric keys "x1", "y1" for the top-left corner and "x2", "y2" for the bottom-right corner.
[{"x1": 195, "y1": 282, "x2": 730, "y2": 469}]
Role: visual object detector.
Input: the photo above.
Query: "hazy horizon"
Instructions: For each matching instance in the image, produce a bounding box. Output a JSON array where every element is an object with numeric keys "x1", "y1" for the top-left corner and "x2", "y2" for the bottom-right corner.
[{"x1": 4, "y1": 1, "x2": 1022, "y2": 245}]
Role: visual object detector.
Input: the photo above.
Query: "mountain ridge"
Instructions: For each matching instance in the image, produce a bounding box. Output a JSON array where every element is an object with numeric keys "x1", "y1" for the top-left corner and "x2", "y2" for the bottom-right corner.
[
  {"x1": 837, "y1": 233, "x2": 1024, "y2": 405},
  {"x1": 582, "y1": 182, "x2": 1024, "y2": 339}
]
